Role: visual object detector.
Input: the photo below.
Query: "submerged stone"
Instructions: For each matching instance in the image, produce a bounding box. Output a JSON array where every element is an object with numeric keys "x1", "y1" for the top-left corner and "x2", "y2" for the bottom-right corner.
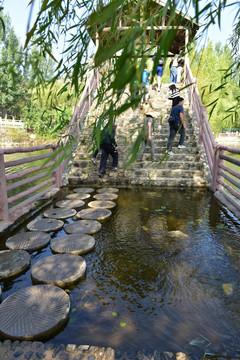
[
  {"x1": 167, "y1": 231, "x2": 188, "y2": 239},
  {"x1": 0, "y1": 250, "x2": 31, "y2": 280},
  {"x1": 31, "y1": 254, "x2": 86, "y2": 287},
  {"x1": 64, "y1": 220, "x2": 102, "y2": 235},
  {"x1": 0, "y1": 285, "x2": 70, "y2": 340},
  {"x1": 6, "y1": 232, "x2": 51, "y2": 252},
  {"x1": 50, "y1": 234, "x2": 95, "y2": 255},
  {"x1": 76, "y1": 208, "x2": 112, "y2": 221},
  {"x1": 27, "y1": 219, "x2": 64, "y2": 232}
]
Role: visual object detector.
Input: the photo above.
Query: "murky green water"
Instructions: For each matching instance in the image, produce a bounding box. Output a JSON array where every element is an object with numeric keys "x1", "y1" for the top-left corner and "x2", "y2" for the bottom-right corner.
[{"x1": 1, "y1": 188, "x2": 240, "y2": 358}]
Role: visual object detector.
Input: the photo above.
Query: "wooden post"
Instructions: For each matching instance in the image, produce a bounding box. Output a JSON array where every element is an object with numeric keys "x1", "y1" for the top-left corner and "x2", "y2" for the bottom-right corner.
[
  {"x1": 52, "y1": 147, "x2": 61, "y2": 188},
  {"x1": 0, "y1": 153, "x2": 10, "y2": 221},
  {"x1": 199, "y1": 104, "x2": 207, "y2": 145},
  {"x1": 211, "y1": 146, "x2": 220, "y2": 192},
  {"x1": 88, "y1": 77, "x2": 91, "y2": 110},
  {"x1": 184, "y1": 28, "x2": 189, "y2": 84}
]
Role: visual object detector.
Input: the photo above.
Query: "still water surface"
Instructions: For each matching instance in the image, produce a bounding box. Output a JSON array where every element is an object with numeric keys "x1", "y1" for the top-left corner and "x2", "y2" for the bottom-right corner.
[{"x1": 1, "y1": 188, "x2": 240, "y2": 358}]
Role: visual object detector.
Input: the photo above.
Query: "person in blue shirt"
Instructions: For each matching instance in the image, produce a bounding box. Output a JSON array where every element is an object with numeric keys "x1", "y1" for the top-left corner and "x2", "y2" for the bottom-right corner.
[
  {"x1": 166, "y1": 97, "x2": 187, "y2": 155},
  {"x1": 140, "y1": 65, "x2": 151, "y2": 109},
  {"x1": 156, "y1": 59, "x2": 164, "y2": 91}
]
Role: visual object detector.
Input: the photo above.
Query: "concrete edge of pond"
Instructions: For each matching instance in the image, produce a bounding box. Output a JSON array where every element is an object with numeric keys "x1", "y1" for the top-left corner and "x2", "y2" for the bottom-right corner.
[{"x1": 0, "y1": 340, "x2": 209, "y2": 360}]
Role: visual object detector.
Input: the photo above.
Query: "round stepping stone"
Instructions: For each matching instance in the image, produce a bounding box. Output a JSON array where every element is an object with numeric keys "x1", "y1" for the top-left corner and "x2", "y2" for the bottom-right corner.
[
  {"x1": 0, "y1": 250, "x2": 31, "y2": 280},
  {"x1": 0, "y1": 285, "x2": 70, "y2": 340},
  {"x1": 43, "y1": 208, "x2": 77, "y2": 219},
  {"x1": 77, "y1": 208, "x2": 112, "y2": 221},
  {"x1": 6, "y1": 232, "x2": 51, "y2": 252},
  {"x1": 93, "y1": 193, "x2": 118, "y2": 201},
  {"x1": 55, "y1": 199, "x2": 85, "y2": 209},
  {"x1": 73, "y1": 187, "x2": 95, "y2": 194},
  {"x1": 64, "y1": 220, "x2": 102, "y2": 235},
  {"x1": 96, "y1": 187, "x2": 119, "y2": 193},
  {"x1": 31, "y1": 254, "x2": 86, "y2": 287},
  {"x1": 88, "y1": 200, "x2": 116, "y2": 209},
  {"x1": 66, "y1": 193, "x2": 91, "y2": 200},
  {"x1": 27, "y1": 219, "x2": 64, "y2": 232},
  {"x1": 51, "y1": 234, "x2": 95, "y2": 255}
]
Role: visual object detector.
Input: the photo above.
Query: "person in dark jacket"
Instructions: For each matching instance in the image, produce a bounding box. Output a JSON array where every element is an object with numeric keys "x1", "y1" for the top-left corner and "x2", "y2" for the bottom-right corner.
[
  {"x1": 98, "y1": 122, "x2": 118, "y2": 178},
  {"x1": 166, "y1": 97, "x2": 187, "y2": 155}
]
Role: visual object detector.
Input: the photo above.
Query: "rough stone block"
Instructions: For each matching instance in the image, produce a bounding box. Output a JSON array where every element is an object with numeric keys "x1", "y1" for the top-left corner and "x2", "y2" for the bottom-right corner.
[{"x1": 66, "y1": 344, "x2": 77, "y2": 353}]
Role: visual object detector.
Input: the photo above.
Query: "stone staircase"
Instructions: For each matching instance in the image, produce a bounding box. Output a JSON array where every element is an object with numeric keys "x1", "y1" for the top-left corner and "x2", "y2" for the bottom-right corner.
[{"x1": 68, "y1": 84, "x2": 207, "y2": 188}]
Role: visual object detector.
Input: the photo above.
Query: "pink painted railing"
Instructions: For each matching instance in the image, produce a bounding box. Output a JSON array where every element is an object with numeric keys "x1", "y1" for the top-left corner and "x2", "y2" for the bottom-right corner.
[
  {"x1": 60, "y1": 68, "x2": 99, "y2": 175},
  {"x1": 0, "y1": 144, "x2": 58, "y2": 221},
  {"x1": 0, "y1": 68, "x2": 99, "y2": 222},
  {"x1": 185, "y1": 57, "x2": 240, "y2": 214}
]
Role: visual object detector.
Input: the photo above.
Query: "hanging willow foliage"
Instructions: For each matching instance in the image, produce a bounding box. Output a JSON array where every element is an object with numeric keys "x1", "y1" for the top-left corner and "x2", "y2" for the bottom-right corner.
[{"x1": 6, "y1": 0, "x2": 240, "y2": 166}]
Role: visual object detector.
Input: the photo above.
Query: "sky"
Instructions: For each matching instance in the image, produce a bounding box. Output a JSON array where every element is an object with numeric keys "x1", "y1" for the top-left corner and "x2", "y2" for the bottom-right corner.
[{"x1": 1, "y1": 0, "x2": 238, "y2": 50}]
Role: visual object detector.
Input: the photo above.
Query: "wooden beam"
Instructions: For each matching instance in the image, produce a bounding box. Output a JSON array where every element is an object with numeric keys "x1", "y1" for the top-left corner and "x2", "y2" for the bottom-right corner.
[{"x1": 101, "y1": 25, "x2": 186, "y2": 31}]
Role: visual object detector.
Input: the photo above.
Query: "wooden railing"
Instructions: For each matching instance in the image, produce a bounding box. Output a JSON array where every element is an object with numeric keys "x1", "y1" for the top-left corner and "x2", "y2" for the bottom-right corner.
[
  {"x1": 0, "y1": 144, "x2": 59, "y2": 221},
  {"x1": 0, "y1": 68, "x2": 99, "y2": 222},
  {"x1": 185, "y1": 57, "x2": 240, "y2": 215}
]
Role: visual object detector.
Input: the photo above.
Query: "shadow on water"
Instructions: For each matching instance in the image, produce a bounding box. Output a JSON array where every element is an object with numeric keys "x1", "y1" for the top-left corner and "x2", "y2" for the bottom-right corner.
[{"x1": 1, "y1": 188, "x2": 240, "y2": 358}]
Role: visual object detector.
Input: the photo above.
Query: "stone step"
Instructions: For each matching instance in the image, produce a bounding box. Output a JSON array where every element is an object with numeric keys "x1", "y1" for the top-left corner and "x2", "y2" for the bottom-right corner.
[
  {"x1": 74, "y1": 147, "x2": 200, "y2": 160},
  {"x1": 68, "y1": 173, "x2": 206, "y2": 188},
  {"x1": 67, "y1": 84, "x2": 207, "y2": 188},
  {"x1": 76, "y1": 143, "x2": 199, "y2": 154},
  {"x1": 72, "y1": 166, "x2": 204, "y2": 178},
  {"x1": 73, "y1": 159, "x2": 202, "y2": 170}
]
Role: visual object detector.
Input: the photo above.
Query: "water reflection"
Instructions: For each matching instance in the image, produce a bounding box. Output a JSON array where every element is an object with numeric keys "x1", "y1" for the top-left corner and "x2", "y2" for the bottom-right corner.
[{"x1": 0, "y1": 188, "x2": 240, "y2": 358}]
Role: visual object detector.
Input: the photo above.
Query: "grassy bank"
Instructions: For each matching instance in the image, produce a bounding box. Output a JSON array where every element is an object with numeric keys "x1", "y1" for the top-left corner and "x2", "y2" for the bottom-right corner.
[{"x1": 0, "y1": 128, "x2": 56, "y2": 148}]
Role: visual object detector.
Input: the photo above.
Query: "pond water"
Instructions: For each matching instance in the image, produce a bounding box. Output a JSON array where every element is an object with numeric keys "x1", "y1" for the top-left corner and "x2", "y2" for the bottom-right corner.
[{"x1": 1, "y1": 188, "x2": 240, "y2": 359}]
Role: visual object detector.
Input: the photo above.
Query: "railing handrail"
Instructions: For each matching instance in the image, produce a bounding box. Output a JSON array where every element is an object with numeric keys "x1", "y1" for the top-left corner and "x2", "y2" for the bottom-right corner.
[
  {"x1": 0, "y1": 67, "x2": 99, "y2": 223},
  {"x1": 0, "y1": 144, "x2": 56, "y2": 155},
  {"x1": 185, "y1": 57, "x2": 240, "y2": 216}
]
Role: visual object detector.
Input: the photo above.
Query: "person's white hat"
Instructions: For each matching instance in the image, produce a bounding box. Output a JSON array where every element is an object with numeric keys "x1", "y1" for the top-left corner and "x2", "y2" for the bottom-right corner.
[
  {"x1": 113, "y1": 122, "x2": 118, "y2": 126},
  {"x1": 144, "y1": 106, "x2": 158, "y2": 118}
]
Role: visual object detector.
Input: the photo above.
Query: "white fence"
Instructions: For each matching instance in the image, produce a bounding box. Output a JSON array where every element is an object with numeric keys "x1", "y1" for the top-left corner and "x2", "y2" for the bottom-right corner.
[{"x1": 0, "y1": 118, "x2": 25, "y2": 129}]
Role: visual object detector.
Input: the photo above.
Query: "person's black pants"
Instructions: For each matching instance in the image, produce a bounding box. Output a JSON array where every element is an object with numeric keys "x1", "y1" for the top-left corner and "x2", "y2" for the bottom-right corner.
[
  {"x1": 167, "y1": 122, "x2": 185, "y2": 151},
  {"x1": 99, "y1": 144, "x2": 118, "y2": 174}
]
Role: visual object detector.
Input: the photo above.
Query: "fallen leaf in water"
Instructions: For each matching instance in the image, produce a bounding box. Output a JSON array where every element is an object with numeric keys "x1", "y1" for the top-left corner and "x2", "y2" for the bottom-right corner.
[
  {"x1": 189, "y1": 338, "x2": 206, "y2": 346},
  {"x1": 71, "y1": 307, "x2": 77, "y2": 313},
  {"x1": 65, "y1": 289, "x2": 70, "y2": 293},
  {"x1": 222, "y1": 283, "x2": 233, "y2": 295},
  {"x1": 83, "y1": 302, "x2": 92, "y2": 308},
  {"x1": 216, "y1": 223, "x2": 228, "y2": 229},
  {"x1": 69, "y1": 317, "x2": 77, "y2": 325},
  {"x1": 112, "y1": 312, "x2": 118, "y2": 317},
  {"x1": 139, "y1": 206, "x2": 149, "y2": 210},
  {"x1": 141, "y1": 226, "x2": 148, "y2": 231},
  {"x1": 120, "y1": 322, "x2": 126, "y2": 327}
]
